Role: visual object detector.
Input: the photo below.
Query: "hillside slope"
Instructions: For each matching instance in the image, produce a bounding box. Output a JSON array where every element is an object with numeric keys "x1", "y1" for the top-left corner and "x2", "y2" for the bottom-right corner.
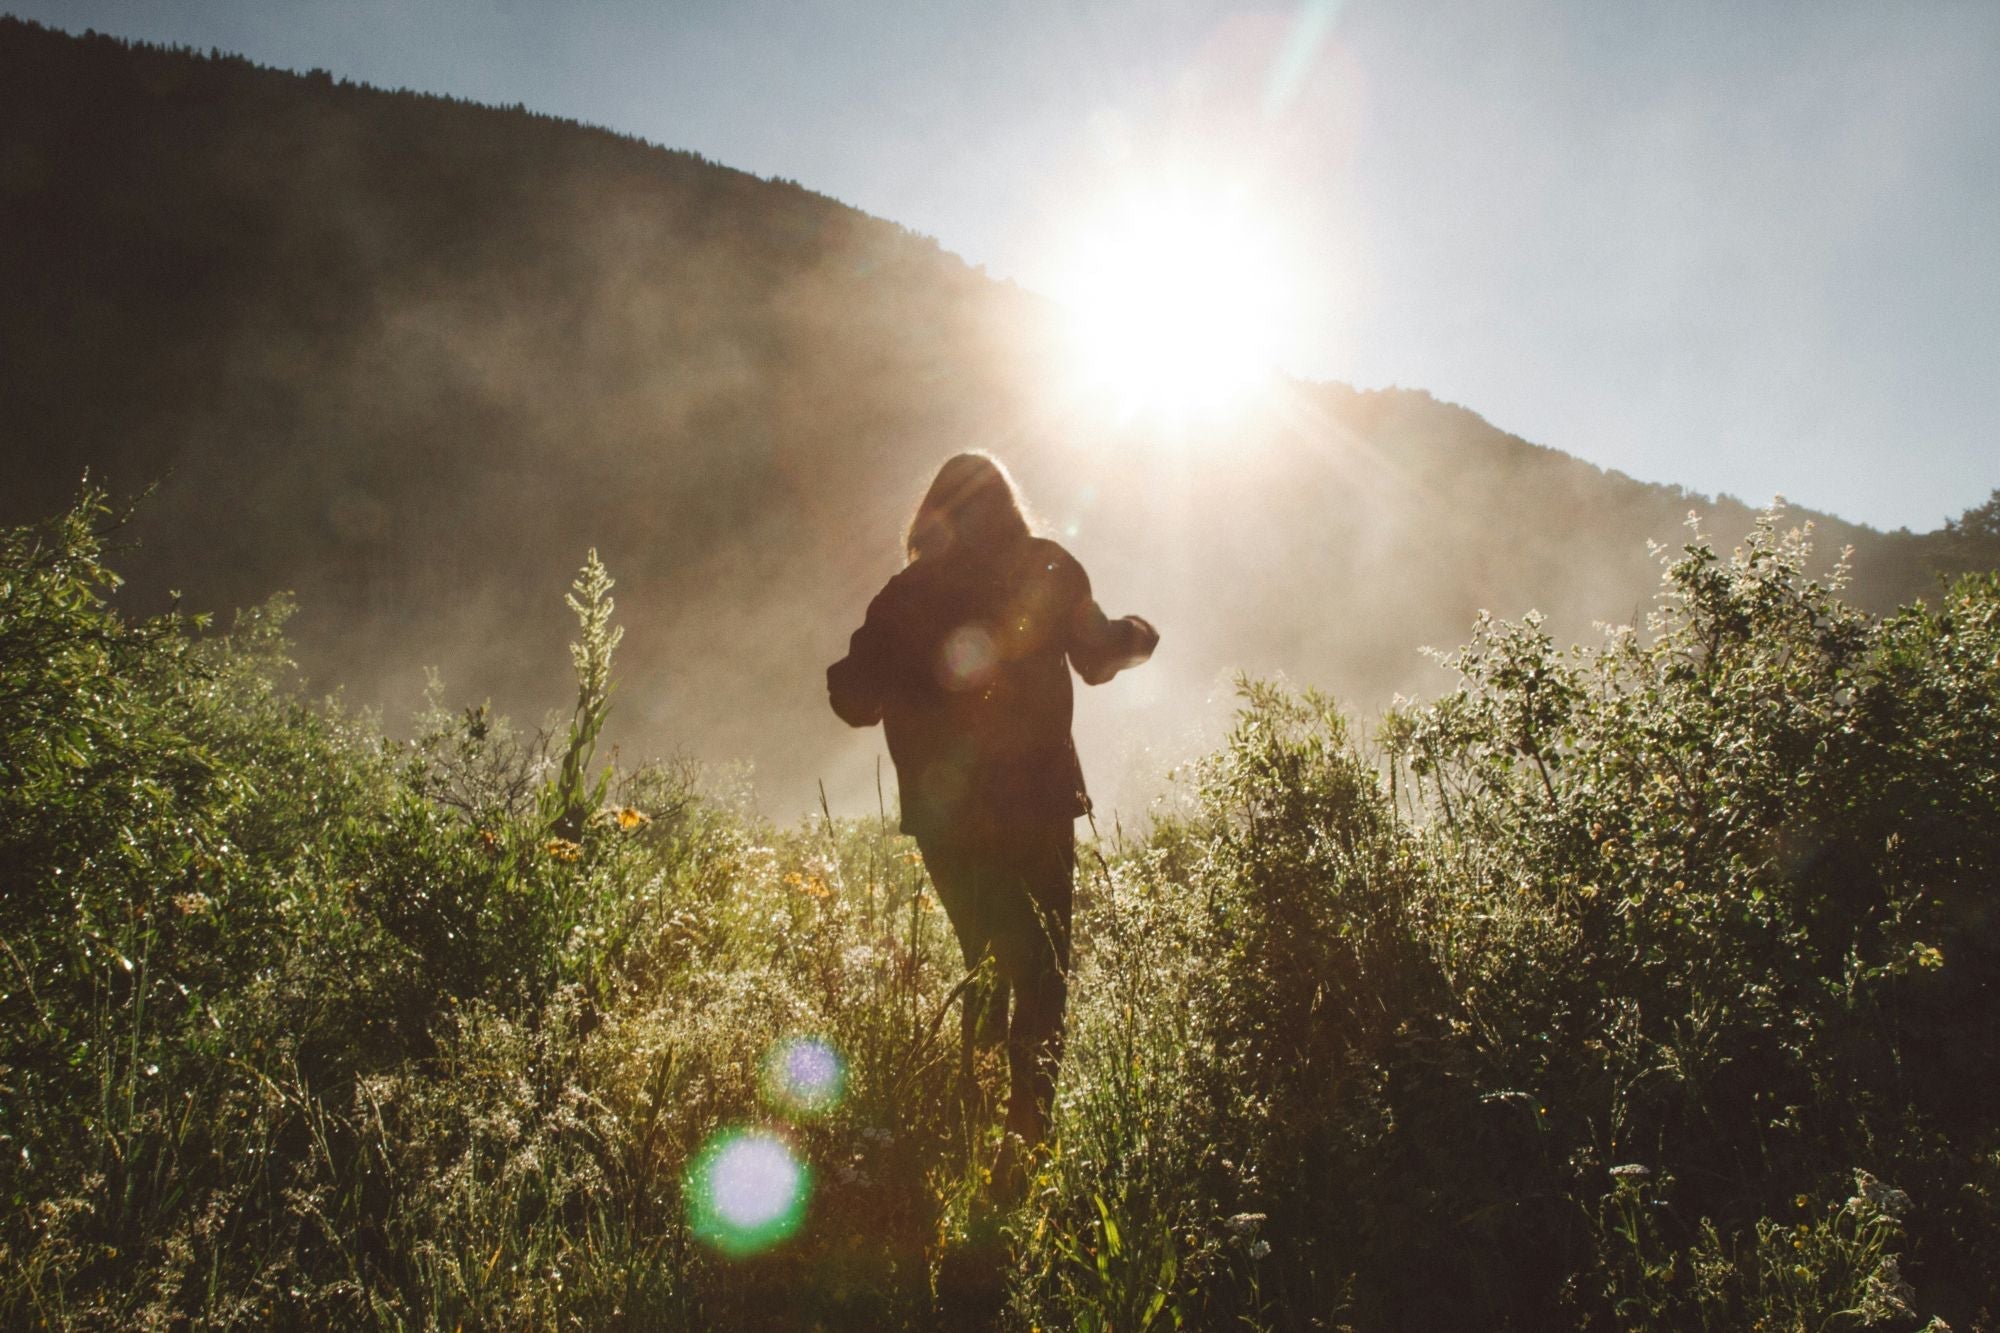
[{"x1": 0, "y1": 18, "x2": 1979, "y2": 819}]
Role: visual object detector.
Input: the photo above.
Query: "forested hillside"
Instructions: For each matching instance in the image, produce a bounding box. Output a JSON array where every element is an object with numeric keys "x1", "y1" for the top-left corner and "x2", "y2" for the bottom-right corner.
[{"x1": 5, "y1": 17, "x2": 1992, "y2": 822}]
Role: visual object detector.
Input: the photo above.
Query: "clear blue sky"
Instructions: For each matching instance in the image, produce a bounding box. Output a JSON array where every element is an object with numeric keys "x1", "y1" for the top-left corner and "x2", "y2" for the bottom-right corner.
[{"x1": 11, "y1": 0, "x2": 1997, "y2": 531}]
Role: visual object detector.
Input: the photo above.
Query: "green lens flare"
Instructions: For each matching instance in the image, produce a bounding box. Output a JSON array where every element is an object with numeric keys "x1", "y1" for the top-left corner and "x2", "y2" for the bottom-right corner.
[
  {"x1": 686, "y1": 1128, "x2": 810, "y2": 1256},
  {"x1": 761, "y1": 1036, "x2": 847, "y2": 1118}
]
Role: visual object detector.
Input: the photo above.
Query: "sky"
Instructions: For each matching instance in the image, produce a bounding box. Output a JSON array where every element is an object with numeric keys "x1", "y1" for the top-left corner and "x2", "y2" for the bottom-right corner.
[{"x1": 11, "y1": 0, "x2": 1998, "y2": 532}]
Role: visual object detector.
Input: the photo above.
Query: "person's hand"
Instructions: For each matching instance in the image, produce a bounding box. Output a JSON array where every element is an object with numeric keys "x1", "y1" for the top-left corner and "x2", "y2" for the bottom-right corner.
[{"x1": 1120, "y1": 615, "x2": 1159, "y2": 666}]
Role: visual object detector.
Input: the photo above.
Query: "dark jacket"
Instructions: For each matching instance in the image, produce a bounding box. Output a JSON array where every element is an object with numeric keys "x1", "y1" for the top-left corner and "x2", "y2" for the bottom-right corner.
[{"x1": 828, "y1": 536, "x2": 1157, "y2": 843}]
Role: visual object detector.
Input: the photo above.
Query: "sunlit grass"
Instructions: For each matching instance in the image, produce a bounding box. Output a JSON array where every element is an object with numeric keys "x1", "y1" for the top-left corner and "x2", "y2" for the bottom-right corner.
[{"x1": 6, "y1": 491, "x2": 1998, "y2": 1329}]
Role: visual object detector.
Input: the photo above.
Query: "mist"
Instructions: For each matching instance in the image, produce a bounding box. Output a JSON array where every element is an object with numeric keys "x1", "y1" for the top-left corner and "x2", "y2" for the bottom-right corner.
[{"x1": 1, "y1": 19, "x2": 1971, "y2": 831}]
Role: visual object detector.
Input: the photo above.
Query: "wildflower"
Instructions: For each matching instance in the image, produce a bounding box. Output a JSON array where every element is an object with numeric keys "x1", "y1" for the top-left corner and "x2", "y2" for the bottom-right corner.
[
  {"x1": 1248, "y1": 1239, "x2": 1271, "y2": 1259},
  {"x1": 784, "y1": 872, "x2": 830, "y2": 900},
  {"x1": 1847, "y1": 1169, "x2": 1911, "y2": 1219},
  {"x1": 614, "y1": 806, "x2": 650, "y2": 831},
  {"x1": 1862, "y1": 1255, "x2": 1916, "y2": 1317},
  {"x1": 1608, "y1": 1164, "x2": 1652, "y2": 1180},
  {"x1": 545, "y1": 838, "x2": 583, "y2": 862},
  {"x1": 1225, "y1": 1212, "x2": 1267, "y2": 1236},
  {"x1": 172, "y1": 891, "x2": 212, "y2": 917}
]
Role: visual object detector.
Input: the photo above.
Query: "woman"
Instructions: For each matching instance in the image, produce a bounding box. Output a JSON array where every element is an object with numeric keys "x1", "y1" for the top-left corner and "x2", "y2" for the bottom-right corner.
[{"x1": 827, "y1": 453, "x2": 1158, "y2": 1167}]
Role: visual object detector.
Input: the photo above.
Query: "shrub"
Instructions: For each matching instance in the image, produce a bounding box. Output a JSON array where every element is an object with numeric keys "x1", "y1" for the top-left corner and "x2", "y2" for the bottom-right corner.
[{"x1": 4, "y1": 492, "x2": 1995, "y2": 1330}]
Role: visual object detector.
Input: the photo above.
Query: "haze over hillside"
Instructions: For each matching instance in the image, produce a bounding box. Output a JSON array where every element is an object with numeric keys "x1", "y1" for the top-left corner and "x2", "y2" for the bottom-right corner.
[{"x1": 2, "y1": 19, "x2": 1987, "y2": 821}]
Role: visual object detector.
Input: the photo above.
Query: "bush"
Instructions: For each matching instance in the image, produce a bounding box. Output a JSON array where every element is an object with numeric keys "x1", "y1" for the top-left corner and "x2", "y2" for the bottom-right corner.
[
  {"x1": 1010, "y1": 515, "x2": 1997, "y2": 1331},
  {"x1": 4, "y1": 493, "x2": 1995, "y2": 1329}
]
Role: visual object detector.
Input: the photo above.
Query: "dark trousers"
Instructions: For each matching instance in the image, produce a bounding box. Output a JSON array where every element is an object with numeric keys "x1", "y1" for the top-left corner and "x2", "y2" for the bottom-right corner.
[{"x1": 918, "y1": 823, "x2": 1075, "y2": 1144}]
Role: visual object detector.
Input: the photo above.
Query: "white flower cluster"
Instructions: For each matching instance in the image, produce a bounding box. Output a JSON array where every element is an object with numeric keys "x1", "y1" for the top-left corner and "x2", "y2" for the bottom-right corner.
[
  {"x1": 1225, "y1": 1212, "x2": 1271, "y2": 1259},
  {"x1": 1846, "y1": 1168, "x2": 1912, "y2": 1221}
]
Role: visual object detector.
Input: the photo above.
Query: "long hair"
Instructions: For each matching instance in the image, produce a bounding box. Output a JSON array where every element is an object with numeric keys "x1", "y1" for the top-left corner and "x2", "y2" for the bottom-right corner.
[{"x1": 905, "y1": 452, "x2": 1033, "y2": 563}]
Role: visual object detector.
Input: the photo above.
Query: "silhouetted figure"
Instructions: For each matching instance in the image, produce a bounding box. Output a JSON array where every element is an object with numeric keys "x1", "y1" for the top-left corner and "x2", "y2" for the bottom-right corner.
[{"x1": 828, "y1": 453, "x2": 1157, "y2": 1187}]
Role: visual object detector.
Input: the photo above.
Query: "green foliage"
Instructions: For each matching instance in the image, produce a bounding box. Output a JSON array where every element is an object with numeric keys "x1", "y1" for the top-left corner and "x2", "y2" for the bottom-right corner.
[
  {"x1": 1, "y1": 488, "x2": 408, "y2": 1323},
  {"x1": 4, "y1": 493, "x2": 1996, "y2": 1329},
  {"x1": 1006, "y1": 514, "x2": 1998, "y2": 1331},
  {"x1": 0, "y1": 492, "x2": 981, "y2": 1328}
]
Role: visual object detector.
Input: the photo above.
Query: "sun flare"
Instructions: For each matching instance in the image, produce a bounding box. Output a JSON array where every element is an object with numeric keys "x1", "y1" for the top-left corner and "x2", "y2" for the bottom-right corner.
[{"x1": 1053, "y1": 192, "x2": 1288, "y2": 420}]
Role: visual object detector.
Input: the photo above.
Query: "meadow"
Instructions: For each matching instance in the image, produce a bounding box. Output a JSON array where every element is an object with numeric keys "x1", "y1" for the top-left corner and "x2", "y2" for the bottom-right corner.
[{"x1": 3, "y1": 489, "x2": 1995, "y2": 1330}]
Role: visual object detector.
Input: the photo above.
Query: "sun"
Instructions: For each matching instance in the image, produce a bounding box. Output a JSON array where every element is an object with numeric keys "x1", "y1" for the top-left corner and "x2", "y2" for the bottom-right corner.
[{"x1": 1051, "y1": 191, "x2": 1289, "y2": 420}]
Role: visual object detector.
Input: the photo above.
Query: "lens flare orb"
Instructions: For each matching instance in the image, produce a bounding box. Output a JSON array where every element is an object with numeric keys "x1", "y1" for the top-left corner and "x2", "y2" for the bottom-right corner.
[
  {"x1": 938, "y1": 624, "x2": 998, "y2": 691},
  {"x1": 762, "y1": 1036, "x2": 847, "y2": 1118},
  {"x1": 686, "y1": 1129, "x2": 810, "y2": 1256}
]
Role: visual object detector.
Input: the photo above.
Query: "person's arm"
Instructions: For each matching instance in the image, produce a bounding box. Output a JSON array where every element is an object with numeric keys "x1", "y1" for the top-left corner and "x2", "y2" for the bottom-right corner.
[
  {"x1": 827, "y1": 585, "x2": 898, "y2": 726},
  {"x1": 1064, "y1": 558, "x2": 1159, "y2": 686}
]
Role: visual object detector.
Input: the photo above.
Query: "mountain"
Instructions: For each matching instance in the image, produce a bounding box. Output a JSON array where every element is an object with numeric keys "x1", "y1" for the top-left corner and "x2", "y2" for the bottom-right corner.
[{"x1": 2, "y1": 18, "x2": 1986, "y2": 821}]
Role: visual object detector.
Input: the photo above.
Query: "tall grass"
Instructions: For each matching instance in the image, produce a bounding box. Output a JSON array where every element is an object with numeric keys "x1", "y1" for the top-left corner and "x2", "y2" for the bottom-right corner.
[{"x1": 3, "y1": 493, "x2": 1995, "y2": 1329}]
